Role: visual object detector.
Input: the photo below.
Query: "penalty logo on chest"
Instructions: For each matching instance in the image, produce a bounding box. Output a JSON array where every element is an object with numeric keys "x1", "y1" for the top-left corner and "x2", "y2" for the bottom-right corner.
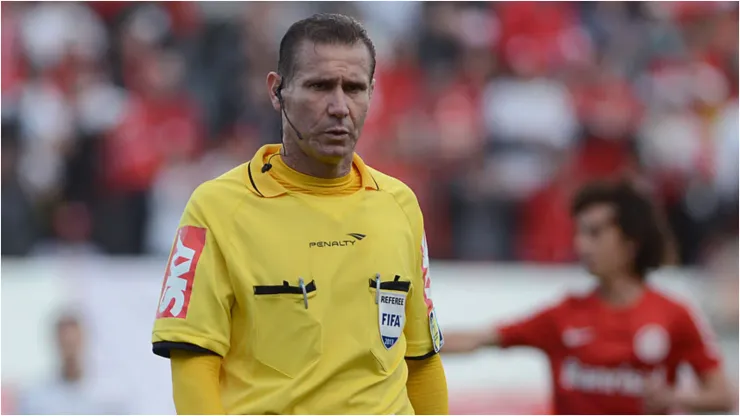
[{"x1": 378, "y1": 290, "x2": 407, "y2": 349}]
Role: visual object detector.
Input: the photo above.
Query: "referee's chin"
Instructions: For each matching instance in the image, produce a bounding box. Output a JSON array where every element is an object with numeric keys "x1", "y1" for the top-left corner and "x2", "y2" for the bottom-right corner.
[{"x1": 309, "y1": 136, "x2": 356, "y2": 159}]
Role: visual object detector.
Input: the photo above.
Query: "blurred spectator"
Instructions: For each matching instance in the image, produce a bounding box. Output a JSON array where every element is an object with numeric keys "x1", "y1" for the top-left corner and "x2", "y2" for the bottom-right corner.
[
  {"x1": 713, "y1": 98, "x2": 739, "y2": 208},
  {"x1": 1, "y1": 120, "x2": 38, "y2": 256},
  {"x1": 16, "y1": 312, "x2": 128, "y2": 415},
  {"x1": 97, "y1": 45, "x2": 203, "y2": 254},
  {"x1": 516, "y1": 66, "x2": 642, "y2": 262},
  {"x1": 0, "y1": 1, "x2": 736, "y2": 264},
  {"x1": 703, "y1": 235, "x2": 739, "y2": 332}
]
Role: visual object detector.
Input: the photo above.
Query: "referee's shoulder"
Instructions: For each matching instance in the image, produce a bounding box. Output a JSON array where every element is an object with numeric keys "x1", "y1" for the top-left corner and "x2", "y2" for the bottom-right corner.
[
  {"x1": 365, "y1": 166, "x2": 421, "y2": 213},
  {"x1": 187, "y1": 163, "x2": 252, "y2": 210}
]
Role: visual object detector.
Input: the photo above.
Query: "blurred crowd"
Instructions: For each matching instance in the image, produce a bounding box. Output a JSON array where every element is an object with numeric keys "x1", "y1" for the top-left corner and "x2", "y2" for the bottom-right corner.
[{"x1": 2, "y1": 1, "x2": 738, "y2": 265}]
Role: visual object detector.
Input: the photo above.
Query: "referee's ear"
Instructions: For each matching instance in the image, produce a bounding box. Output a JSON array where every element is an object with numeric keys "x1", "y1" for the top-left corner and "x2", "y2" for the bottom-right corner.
[
  {"x1": 266, "y1": 71, "x2": 283, "y2": 112},
  {"x1": 369, "y1": 78, "x2": 375, "y2": 101}
]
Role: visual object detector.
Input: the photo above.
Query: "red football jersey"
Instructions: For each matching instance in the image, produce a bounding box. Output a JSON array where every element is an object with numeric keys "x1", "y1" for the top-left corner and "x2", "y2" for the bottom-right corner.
[{"x1": 497, "y1": 287, "x2": 722, "y2": 415}]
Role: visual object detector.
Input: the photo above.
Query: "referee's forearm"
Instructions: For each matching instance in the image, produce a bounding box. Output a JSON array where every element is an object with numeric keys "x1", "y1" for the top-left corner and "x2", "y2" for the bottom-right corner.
[
  {"x1": 406, "y1": 354, "x2": 449, "y2": 415},
  {"x1": 171, "y1": 350, "x2": 225, "y2": 415}
]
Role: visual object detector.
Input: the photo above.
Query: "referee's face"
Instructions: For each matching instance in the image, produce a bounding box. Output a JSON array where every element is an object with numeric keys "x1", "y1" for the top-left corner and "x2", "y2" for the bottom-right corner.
[{"x1": 277, "y1": 41, "x2": 374, "y2": 165}]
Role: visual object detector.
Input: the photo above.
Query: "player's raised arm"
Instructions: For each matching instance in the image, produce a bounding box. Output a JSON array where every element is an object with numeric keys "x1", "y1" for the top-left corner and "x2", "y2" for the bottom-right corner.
[
  {"x1": 496, "y1": 303, "x2": 562, "y2": 350},
  {"x1": 443, "y1": 301, "x2": 563, "y2": 354},
  {"x1": 441, "y1": 328, "x2": 500, "y2": 353},
  {"x1": 151, "y1": 184, "x2": 234, "y2": 414}
]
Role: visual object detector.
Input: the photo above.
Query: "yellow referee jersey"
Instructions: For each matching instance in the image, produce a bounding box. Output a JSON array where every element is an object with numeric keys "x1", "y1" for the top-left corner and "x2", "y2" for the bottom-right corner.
[{"x1": 152, "y1": 144, "x2": 444, "y2": 415}]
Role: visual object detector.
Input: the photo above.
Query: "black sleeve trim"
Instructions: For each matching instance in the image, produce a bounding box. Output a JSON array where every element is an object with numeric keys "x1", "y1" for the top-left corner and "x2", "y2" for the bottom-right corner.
[
  {"x1": 152, "y1": 341, "x2": 220, "y2": 359},
  {"x1": 405, "y1": 350, "x2": 438, "y2": 361}
]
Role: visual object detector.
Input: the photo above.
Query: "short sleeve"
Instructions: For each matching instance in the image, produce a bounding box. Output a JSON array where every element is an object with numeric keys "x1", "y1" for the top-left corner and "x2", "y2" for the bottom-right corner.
[
  {"x1": 404, "y1": 219, "x2": 443, "y2": 359},
  {"x1": 151, "y1": 186, "x2": 234, "y2": 358},
  {"x1": 497, "y1": 302, "x2": 561, "y2": 352},
  {"x1": 674, "y1": 304, "x2": 722, "y2": 376}
]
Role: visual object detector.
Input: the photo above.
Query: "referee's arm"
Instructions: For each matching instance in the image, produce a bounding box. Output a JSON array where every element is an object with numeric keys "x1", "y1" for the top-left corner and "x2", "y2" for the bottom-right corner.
[
  {"x1": 171, "y1": 350, "x2": 224, "y2": 414},
  {"x1": 406, "y1": 354, "x2": 449, "y2": 414},
  {"x1": 404, "y1": 229, "x2": 449, "y2": 415},
  {"x1": 152, "y1": 187, "x2": 234, "y2": 415}
]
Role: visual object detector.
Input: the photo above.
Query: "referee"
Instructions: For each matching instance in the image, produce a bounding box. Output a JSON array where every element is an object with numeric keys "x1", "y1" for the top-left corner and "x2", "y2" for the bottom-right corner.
[{"x1": 151, "y1": 13, "x2": 449, "y2": 415}]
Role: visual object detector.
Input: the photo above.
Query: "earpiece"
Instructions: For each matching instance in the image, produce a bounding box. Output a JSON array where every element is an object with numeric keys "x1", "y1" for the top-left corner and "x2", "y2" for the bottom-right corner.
[
  {"x1": 263, "y1": 77, "x2": 300, "y2": 174},
  {"x1": 275, "y1": 80, "x2": 284, "y2": 109},
  {"x1": 274, "y1": 77, "x2": 304, "y2": 142}
]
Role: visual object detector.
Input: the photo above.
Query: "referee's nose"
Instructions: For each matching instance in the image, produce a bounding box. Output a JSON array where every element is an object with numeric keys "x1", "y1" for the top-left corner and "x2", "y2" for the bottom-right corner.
[{"x1": 327, "y1": 88, "x2": 350, "y2": 119}]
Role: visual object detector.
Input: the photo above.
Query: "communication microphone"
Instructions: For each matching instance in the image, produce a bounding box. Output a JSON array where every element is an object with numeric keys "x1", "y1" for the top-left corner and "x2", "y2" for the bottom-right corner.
[
  {"x1": 276, "y1": 85, "x2": 304, "y2": 142},
  {"x1": 263, "y1": 80, "x2": 303, "y2": 173}
]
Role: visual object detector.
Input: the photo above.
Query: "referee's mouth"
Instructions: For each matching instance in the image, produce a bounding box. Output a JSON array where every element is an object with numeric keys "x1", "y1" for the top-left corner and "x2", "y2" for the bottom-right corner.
[{"x1": 325, "y1": 127, "x2": 351, "y2": 139}]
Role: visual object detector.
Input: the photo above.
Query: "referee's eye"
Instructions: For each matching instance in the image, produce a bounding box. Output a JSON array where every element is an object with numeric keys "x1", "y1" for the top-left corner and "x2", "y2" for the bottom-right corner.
[
  {"x1": 309, "y1": 82, "x2": 332, "y2": 91},
  {"x1": 343, "y1": 82, "x2": 366, "y2": 94}
]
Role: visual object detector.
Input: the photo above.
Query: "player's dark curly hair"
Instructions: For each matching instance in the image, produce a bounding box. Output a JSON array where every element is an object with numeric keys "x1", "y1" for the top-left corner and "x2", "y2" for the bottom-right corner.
[
  {"x1": 278, "y1": 13, "x2": 376, "y2": 86},
  {"x1": 571, "y1": 179, "x2": 676, "y2": 279}
]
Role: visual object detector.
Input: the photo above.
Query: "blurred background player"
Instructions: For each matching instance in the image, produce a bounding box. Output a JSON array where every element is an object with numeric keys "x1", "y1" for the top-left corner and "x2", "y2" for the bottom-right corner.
[
  {"x1": 442, "y1": 180, "x2": 735, "y2": 415},
  {"x1": 16, "y1": 312, "x2": 128, "y2": 415}
]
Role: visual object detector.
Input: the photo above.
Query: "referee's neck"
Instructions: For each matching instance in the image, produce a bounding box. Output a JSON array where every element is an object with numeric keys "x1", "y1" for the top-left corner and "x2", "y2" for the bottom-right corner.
[{"x1": 281, "y1": 143, "x2": 353, "y2": 179}]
